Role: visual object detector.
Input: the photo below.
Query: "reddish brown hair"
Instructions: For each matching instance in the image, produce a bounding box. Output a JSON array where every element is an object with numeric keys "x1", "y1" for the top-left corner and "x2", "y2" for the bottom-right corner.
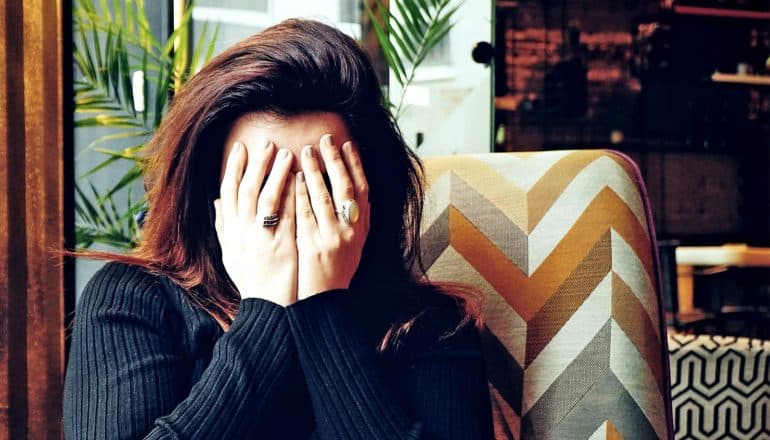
[{"x1": 76, "y1": 19, "x2": 483, "y2": 347}]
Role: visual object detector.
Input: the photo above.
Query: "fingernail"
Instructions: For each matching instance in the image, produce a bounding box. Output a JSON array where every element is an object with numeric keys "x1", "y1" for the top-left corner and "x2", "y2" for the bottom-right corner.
[
  {"x1": 282, "y1": 149, "x2": 291, "y2": 159},
  {"x1": 343, "y1": 142, "x2": 352, "y2": 153},
  {"x1": 297, "y1": 171, "x2": 305, "y2": 182},
  {"x1": 234, "y1": 141, "x2": 243, "y2": 152},
  {"x1": 322, "y1": 134, "x2": 333, "y2": 147},
  {"x1": 264, "y1": 140, "x2": 272, "y2": 150},
  {"x1": 304, "y1": 145, "x2": 314, "y2": 158}
]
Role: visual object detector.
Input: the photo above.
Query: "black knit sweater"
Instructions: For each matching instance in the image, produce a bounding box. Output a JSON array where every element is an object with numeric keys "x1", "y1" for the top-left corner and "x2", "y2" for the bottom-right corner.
[{"x1": 62, "y1": 262, "x2": 494, "y2": 439}]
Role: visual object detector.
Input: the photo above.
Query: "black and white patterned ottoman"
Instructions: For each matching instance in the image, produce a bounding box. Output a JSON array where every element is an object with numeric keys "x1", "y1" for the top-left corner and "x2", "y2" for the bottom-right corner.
[{"x1": 668, "y1": 333, "x2": 770, "y2": 439}]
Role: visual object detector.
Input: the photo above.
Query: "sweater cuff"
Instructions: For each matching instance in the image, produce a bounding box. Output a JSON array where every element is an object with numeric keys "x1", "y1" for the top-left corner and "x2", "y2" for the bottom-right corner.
[
  {"x1": 227, "y1": 297, "x2": 287, "y2": 337},
  {"x1": 220, "y1": 298, "x2": 291, "y2": 382},
  {"x1": 285, "y1": 289, "x2": 417, "y2": 438},
  {"x1": 284, "y1": 289, "x2": 367, "y2": 368},
  {"x1": 154, "y1": 298, "x2": 293, "y2": 437},
  {"x1": 288, "y1": 287, "x2": 351, "y2": 309},
  {"x1": 284, "y1": 289, "x2": 364, "y2": 372}
]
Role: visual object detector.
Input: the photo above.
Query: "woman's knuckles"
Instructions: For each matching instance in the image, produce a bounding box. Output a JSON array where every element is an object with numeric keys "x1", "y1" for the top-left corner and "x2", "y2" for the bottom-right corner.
[
  {"x1": 299, "y1": 206, "x2": 314, "y2": 219},
  {"x1": 324, "y1": 235, "x2": 342, "y2": 250},
  {"x1": 238, "y1": 181, "x2": 259, "y2": 199},
  {"x1": 317, "y1": 193, "x2": 333, "y2": 207},
  {"x1": 258, "y1": 194, "x2": 278, "y2": 209},
  {"x1": 328, "y1": 150, "x2": 343, "y2": 163},
  {"x1": 340, "y1": 228, "x2": 356, "y2": 241},
  {"x1": 343, "y1": 182, "x2": 355, "y2": 195}
]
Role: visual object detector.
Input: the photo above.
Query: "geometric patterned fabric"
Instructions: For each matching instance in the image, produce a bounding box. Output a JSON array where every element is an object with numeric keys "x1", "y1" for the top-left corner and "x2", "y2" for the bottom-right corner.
[
  {"x1": 420, "y1": 150, "x2": 674, "y2": 439},
  {"x1": 668, "y1": 333, "x2": 770, "y2": 439}
]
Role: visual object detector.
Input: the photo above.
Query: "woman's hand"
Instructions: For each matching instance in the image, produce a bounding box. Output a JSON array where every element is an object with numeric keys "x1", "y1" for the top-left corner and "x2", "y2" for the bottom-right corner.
[
  {"x1": 295, "y1": 134, "x2": 371, "y2": 300},
  {"x1": 214, "y1": 140, "x2": 298, "y2": 306}
]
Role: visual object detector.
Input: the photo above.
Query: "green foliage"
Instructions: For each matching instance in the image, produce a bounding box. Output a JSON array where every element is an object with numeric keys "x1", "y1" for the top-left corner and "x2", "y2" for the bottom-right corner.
[
  {"x1": 73, "y1": 0, "x2": 218, "y2": 249},
  {"x1": 365, "y1": 0, "x2": 461, "y2": 119},
  {"x1": 75, "y1": 183, "x2": 143, "y2": 249}
]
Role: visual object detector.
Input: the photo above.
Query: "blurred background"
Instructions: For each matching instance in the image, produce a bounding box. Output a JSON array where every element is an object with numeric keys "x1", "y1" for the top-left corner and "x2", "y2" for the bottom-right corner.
[
  {"x1": 2, "y1": 0, "x2": 769, "y2": 437},
  {"x1": 72, "y1": 0, "x2": 770, "y2": 300}
]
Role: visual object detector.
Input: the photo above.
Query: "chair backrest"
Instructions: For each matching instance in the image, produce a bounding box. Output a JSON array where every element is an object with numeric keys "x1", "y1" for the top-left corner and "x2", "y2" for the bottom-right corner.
[{"x1": 420, "y1": 150, "x2": 673, "y2": 439}]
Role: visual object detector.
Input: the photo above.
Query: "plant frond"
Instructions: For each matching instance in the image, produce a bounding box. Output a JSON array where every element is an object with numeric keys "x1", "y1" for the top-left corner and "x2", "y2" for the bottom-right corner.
[
  {"x1": 365, "y1": 0, "x2": 462, "y2": 118},
  {"x1": 72, "y1": 1, "x2": 219, "y2": 249}
]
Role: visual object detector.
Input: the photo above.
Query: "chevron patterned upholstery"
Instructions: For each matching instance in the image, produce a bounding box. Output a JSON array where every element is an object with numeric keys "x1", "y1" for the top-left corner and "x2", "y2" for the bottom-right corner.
[
  {"x1": 668, "y1": 333, "x2": 770, "y2": 439},
  {"x1": 419, "y1": 150, "x2": 674, "y2": 439}
]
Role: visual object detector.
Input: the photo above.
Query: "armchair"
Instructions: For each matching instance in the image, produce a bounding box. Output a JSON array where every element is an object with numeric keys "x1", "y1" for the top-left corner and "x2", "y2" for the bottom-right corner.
[{"x1": 419, "y1": 150, "x2": 674, "y2": 439}]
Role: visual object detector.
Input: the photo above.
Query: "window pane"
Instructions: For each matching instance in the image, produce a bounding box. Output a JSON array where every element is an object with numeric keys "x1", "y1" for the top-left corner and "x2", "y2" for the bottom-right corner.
[
  {"x1": 196, "y1": 0, "x2": 267, "y2": 11},
  {"x1": 339, "y1": 0, "x2": 360, "y2": 23},
  {"x1": 191, "y1": 0, "x2": 363, "y2": 69}
]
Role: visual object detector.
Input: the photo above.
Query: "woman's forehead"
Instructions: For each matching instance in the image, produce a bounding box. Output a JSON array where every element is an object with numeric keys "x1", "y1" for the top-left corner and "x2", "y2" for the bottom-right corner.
[
  {"x1": 221, "y1": 111, "x2": 353, "y2": 174},
  {"x1": 240, "y1": 111, "x2": 351, "y2": 145}
]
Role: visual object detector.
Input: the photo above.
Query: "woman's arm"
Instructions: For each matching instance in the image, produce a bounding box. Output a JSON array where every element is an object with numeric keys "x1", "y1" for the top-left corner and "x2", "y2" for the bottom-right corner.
[
  {"x1": 63, "y1": 262, "x2": 293, "y2": 439},
  {"x1": 291, "y1": 134, "x2": 492, "y2": 437},
  {"x1": 285, "y1": 289, "x2": 494, "y2": 440}
]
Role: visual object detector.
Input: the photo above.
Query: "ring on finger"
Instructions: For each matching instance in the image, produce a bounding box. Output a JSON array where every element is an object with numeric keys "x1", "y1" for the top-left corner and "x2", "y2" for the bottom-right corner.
[
  {"x1": 335, "y1": 199, "x2": 359, "y2": 225},
  {"x1": 262, "y1": 212, "x2": 280, "y2": 227}
]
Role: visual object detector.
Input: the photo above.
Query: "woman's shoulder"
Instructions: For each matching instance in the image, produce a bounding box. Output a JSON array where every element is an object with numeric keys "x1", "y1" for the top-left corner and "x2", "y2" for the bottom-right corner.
[
  {"x1": 76, "y1": 261, "x2": 177, "y2": 322},
  {"x1": 74, "y1": 261, "x2": 222, "y2": 357},
  {"x1": 82, "y1": 260, "x2": 165, "y2": 295}
]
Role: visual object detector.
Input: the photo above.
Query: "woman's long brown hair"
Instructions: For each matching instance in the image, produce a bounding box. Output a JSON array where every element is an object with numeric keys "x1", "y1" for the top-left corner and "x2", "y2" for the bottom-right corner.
[{"x1": 75, "y1": 19, "x2": 483, "y2": 349}]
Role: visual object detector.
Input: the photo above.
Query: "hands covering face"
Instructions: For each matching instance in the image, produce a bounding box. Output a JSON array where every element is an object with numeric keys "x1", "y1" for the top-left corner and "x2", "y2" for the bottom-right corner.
[{"x1": 214, "y1": 134, "x2": 371, "y2": 307}]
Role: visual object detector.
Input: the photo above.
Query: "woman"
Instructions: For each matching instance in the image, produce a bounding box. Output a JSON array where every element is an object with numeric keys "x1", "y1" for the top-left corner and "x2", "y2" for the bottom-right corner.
[{"x1": 63, "y1": 18, "x2": 494, "y2": 439}]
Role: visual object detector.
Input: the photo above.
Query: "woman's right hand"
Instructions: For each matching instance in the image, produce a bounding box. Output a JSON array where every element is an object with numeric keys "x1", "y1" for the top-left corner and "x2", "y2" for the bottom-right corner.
[{"x1": 214, "y1": 140, "x2": 297, "y2": 307}]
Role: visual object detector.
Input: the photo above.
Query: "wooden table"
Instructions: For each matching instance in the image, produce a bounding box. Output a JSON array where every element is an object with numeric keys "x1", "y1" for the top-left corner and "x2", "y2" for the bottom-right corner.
[{"x1": 676, "y1": 244, "x2": 770, "y2": 312}]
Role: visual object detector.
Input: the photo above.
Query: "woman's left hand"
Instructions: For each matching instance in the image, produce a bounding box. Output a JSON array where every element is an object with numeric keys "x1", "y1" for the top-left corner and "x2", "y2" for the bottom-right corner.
[{"x1": 295, "y1": 134, "x2": 370, "y2": 301}]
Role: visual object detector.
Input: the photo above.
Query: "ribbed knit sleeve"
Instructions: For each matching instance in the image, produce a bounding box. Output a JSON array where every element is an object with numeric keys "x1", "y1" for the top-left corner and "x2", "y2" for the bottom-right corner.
[
  {"x1": 63, "y1": 262, "x2": 293, "y2": 439},
  {"x1": 285, "y1": 289, "x2": 494, "y2": 440}
]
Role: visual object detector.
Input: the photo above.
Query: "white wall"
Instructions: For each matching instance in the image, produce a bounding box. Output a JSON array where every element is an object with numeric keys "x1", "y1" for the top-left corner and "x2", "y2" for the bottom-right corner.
[{"x1": 390, "y1": 0, "x2": 494, "y2": 156}]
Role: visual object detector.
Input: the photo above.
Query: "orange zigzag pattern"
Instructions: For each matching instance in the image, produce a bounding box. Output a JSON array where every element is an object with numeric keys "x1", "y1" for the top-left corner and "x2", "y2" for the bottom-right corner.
[{"x1": 446, "y1": 186, "x2": 655, "y2": 322}]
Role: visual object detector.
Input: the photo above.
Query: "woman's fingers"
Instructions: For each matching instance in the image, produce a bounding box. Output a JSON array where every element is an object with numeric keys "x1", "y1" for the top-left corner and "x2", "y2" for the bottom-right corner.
[
  {"x1": 220, "y1": 141, "x2": 246, "y2": 225},
  {"x1": 213, "y1": 198, "x2": 224, "y2": 245},
  {"x1": 237, "y1": 140, "x2": 274, "y2": 221},
  {"x1": 300, "y1": 144, "x2": 337, "y2": 232},
  {"x1": 341, "y1": 141, "x2": 370, "y2": 231},
  {"x1": 221, "y1": 136, "x2": 367, "y2": 239},
  {"x1": 341, "y1": 141, "x2": 368, "y2": 201},
  {"x1": 295, "y1": 171, "x2": 318, "y2": 242},
  {"x1": 276, "y1": 169, "x2": 296, "y2": 238},
  {"x1": 256, "y1": 148, "x2": 294, "y2": 225},
  {"x1": 319, "y1": 135, "x2": 355, "y2": 218}
]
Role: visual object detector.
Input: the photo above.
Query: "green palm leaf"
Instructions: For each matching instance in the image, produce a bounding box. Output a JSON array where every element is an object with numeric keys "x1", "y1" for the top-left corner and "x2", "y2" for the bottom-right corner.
[
  {"x1": 73, "y1": 0, "x2": 219, "y2": 250},
  {"x1": 365, "y1": 0, "x2": 462, "y2": 120},
  {"x1": 75, "y1": 182, "x2": 145, "y2": 249}
]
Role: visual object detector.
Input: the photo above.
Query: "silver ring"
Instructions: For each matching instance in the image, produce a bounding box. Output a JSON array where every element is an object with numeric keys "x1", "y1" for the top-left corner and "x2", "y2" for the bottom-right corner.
[
  {"x1": 262, "y1": 213, "x2": 279, "y2": 227},
  {"x1": 335, "y1": 199, "x2": 359, "y2": 225}
]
